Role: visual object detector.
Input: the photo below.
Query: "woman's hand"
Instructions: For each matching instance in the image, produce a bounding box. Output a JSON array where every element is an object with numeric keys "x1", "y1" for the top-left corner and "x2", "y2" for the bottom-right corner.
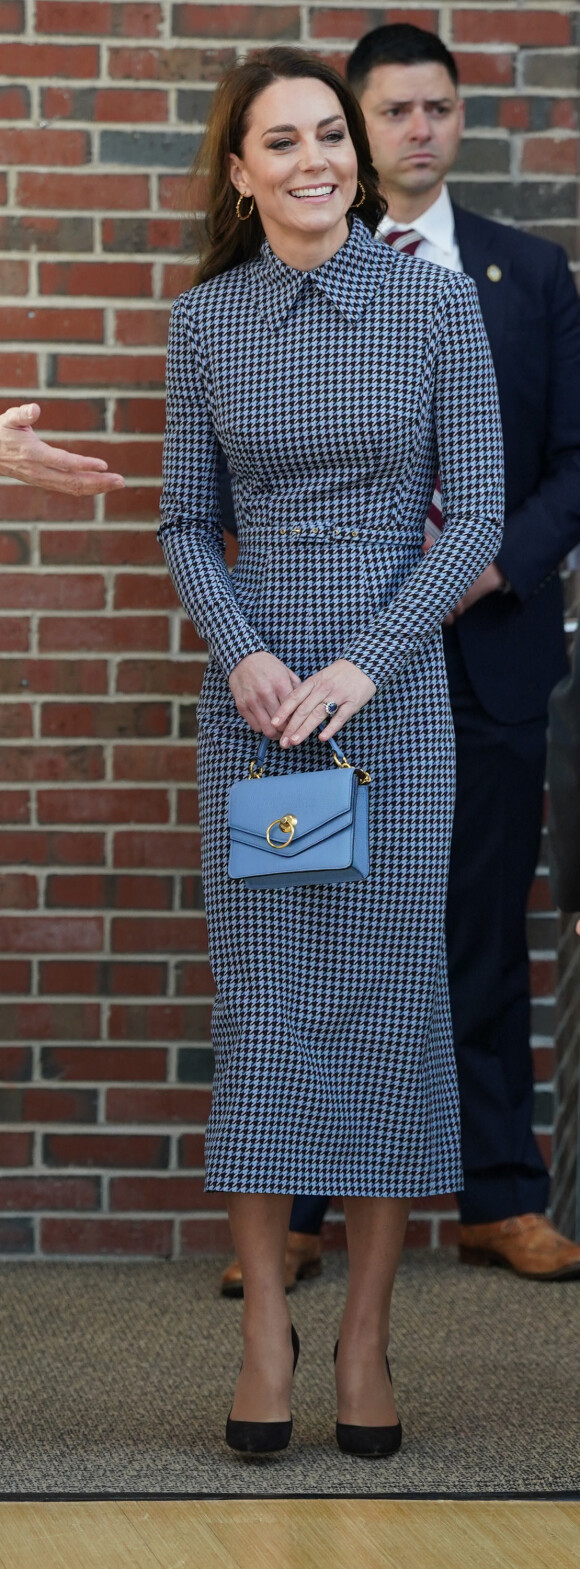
[
  {"x1": 229, "y1": 651, "x2": 301, "y2": 738},
  {"x1": 271, "y1": 659, "x2": 376, "y2": 748},
  {"x1": 0, "y1": 403, "x2": 125, "y2": 495}
]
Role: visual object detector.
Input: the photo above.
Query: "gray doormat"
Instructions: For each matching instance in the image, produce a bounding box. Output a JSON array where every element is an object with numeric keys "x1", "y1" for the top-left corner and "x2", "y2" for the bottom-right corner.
[{"x1": 0, "y1": 1252, "x2": 578, "y2": 1498}]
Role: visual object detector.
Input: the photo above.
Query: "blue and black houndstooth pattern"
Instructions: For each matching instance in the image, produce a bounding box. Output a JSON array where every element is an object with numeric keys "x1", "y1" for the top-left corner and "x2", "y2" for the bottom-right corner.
[{"x1": 159, "y1": 217, "x2": 504, "y2": 1197}]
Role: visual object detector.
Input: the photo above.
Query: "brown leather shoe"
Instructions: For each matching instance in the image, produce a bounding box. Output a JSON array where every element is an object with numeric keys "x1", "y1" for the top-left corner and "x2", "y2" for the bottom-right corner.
[
  {"x1": 220, "y1": 1231, "x2": 323, "y2": 1299},
  {"x1": 459, "y1": 1213, "x2": 580, "y2": 1281}
]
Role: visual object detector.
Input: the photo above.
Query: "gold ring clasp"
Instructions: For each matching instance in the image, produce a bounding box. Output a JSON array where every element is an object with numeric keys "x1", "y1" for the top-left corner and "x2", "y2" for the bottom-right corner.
[{"x1": 266, "y1": 814, "x2": 297, "y2": 849}]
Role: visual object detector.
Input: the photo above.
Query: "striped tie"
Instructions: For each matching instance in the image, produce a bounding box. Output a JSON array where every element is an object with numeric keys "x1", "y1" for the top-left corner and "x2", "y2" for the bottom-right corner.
[
  {"x1": 381, "y1": 227, "x2": 423, "y2": 257},
  {"x1": 382, "y1": 226, "x2": 444, "y2": 542}
]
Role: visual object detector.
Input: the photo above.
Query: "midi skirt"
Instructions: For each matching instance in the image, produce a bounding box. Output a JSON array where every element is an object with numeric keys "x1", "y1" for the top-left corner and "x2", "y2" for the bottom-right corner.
[{"x1": 198, "y1": 525, "x2": 462, "y2": 1198}]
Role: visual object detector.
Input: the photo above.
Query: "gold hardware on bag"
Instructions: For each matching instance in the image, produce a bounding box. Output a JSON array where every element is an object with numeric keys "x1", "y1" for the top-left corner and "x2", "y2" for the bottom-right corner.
[
  {"x1": 266, "y1": 814, "x2": 297, "y2": 848},
  {"x1": 248, "y1": 760, "x2": 264, "y2": 779},
  {"x1": 330, "y1": 750, "x2": 370, "y2": 784}
]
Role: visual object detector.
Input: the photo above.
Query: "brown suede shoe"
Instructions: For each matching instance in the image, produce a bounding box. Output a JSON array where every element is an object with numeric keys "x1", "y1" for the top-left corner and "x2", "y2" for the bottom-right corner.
[
  {"x1": 459, "y1": 1213, "x2": 580, "y2": 1281},
  {"x1": 220, "y1": 1231, "x2": 323, "y2": 1299}
]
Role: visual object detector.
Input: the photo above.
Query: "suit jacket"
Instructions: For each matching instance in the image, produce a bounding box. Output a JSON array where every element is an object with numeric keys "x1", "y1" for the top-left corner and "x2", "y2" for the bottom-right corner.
[
  {"x1": 547, "y1": 622, "x2": 580, "y2": 911},
  {"x1": 450, "y1": 203, "x2": 580, "y2": 723},
  {"x1": 218, "y1": 204, "x2": 580, "y2": 723}
]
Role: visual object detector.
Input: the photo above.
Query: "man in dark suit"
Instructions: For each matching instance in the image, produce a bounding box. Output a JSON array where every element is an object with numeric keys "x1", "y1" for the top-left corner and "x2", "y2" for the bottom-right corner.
[{"x1": 220, "y1": 22, "x2": 580, "y2": 1294}]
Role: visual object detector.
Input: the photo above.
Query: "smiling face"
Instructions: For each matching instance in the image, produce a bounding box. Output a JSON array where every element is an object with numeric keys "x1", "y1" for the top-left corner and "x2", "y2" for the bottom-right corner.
[
  {"x1": 229, "y1": 76, "x2": 359, "y2": 268},
  {"x1": 359, "y1": 61, "x2": 464, "y2": 215}
]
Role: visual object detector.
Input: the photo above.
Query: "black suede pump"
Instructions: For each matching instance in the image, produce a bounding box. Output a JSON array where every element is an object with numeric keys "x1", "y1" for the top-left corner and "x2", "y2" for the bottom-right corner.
[
  {"x1": 334, "y1": 1340, "x2": 402, "y2": 1458},
  {"x1": 225, "y1": 1324, "x2": 300, "y2": 1455}
]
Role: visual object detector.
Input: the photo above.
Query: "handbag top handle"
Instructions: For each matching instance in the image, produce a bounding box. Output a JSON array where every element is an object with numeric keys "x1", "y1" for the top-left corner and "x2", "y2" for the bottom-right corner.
[{"x1": 248, "y1": 725, "x2": 371, "y2": 786}]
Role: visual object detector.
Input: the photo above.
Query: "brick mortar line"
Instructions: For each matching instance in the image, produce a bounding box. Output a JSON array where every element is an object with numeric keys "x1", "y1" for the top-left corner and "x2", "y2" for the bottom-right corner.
[
  {"x1": 0, "y1": 997, "x2": 214, "y2": 1004},
  {"x1": 1, "y1": 340, "x2": 168, "y2": 350},
  {"x1": 0, "y1": 1164, "x2": 206, "y2": 1176},
  {"x1": 3, "y1": 92, "x2": 579, "y2": 109},
  {"x1": 0, "y1": 299, "x2": 173, "y2": 308},
  {"x1": 0, "y1": 1123, "x2": 209, "y2": 1133}
]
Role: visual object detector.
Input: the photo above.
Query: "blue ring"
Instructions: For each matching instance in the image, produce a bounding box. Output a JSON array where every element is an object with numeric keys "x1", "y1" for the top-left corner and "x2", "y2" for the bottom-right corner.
[{"x1": 325, "y1": 701, "x2": 339, "y2": 716}]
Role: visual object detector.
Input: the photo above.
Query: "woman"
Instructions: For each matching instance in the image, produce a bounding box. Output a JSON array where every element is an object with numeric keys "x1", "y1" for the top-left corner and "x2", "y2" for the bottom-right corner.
[{"x1": 159, "y1": 46, "x2": 504, "y2": 1457}]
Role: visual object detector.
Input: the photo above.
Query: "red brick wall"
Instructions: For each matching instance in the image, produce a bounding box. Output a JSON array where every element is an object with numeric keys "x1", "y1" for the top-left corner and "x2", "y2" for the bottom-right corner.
[{"x1": 1, "y1": 1, "x2": 578, "y2": 1259}]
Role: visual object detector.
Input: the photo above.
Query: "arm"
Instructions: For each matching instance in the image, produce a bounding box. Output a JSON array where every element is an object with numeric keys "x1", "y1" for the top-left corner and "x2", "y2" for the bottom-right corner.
[
  {"x1": 547, "y1": 624, "x2": 580, "y2": 912},
  {"x1": 0, "y1": 403, "x2": 124, "y2": 494},
  {"x1": 159, "y1": 296, "x2": 267, "y2": 678},
  {"x1": 343, "y1": 275, "x2": 505, "y2": 689},
  {"x1": 496, "y1": 247, "x2": 580, "y2": 601}
]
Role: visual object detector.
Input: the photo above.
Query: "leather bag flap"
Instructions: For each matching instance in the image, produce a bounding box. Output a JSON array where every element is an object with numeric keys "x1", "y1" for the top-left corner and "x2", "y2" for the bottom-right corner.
[{"x1": 229, "y1": 766, "x2": 356, "y2": 858}]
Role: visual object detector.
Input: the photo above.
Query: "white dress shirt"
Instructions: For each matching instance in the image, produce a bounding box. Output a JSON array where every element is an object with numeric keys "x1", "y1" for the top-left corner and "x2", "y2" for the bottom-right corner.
[{"x1": 377, "y1": 183, "x2": 463, "y2": 274}]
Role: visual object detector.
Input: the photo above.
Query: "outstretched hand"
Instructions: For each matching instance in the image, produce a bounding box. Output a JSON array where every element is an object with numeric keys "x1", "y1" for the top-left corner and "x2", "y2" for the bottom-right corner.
[
  {"x1": 0, "y1": 403, "x2": 125, "y2": 495},
  {"x1": 272, "y1": 658, "x2": 376, "y2": 748}
]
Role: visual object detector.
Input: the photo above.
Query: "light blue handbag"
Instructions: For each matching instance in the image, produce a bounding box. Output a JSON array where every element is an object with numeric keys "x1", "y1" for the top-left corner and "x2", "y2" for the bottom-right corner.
[{"x1": 228, "y1": 727, "x2": 371, "y2": 889}]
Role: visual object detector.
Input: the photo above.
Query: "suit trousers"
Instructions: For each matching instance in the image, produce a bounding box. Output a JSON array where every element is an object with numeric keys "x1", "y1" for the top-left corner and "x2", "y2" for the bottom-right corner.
[
  {"x1": 288, "y1": 624, "x2": 550, "y2": 1234},
  {"x1": 443, "y1": 625, "x2": 550, "y2": 1224}
]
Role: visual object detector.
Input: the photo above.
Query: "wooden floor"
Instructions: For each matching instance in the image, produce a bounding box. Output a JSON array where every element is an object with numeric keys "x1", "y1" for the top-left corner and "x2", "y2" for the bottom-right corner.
[{"x1": 0, "y1": 1501, "x2": 577, "y2": 1569}]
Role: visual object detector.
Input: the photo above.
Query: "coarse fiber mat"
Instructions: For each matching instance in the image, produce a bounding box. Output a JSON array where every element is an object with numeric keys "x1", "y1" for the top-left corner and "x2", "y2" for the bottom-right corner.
[{"x1": 0, "y1": 1251, "x2": 578, "y2": 1499}]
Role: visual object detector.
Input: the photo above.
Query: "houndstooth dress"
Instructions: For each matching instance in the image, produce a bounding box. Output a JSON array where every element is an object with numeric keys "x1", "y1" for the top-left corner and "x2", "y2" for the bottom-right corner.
[{"x1": 159, "y1": 217, "x2": 504, "y2": 1198}]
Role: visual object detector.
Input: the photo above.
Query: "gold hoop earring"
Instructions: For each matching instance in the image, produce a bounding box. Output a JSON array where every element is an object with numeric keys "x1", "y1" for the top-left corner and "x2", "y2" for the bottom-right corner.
[
  {"x1": 351, "y1": 180, "x2": 365, "y2": 210},
  {"x1": 236, "y1": 192, "x2": 255, "y2": 221}
]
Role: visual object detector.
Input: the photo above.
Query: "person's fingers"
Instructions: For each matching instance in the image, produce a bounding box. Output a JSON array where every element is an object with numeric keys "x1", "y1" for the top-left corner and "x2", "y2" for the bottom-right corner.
[
  {"x1": 271, "y1": 673, "x2": 302, "y2": 711},
  {"x1": 279, "y1": 692, "x2": 335, "y2": 747},
  {"x1": 28, "y1": 470, "x2": 125, "y2": 495},
  {"x1": 66, "y1": 472, "x2": 125, "y2": 494},
  {"x1": 271, "y1": 677, "x2": 314, "y2": 731},
  {"x1": 0, "y1": 402, "x2": 41, "y2": 428},
  {"x1": 234, "y1": 686, "x2": 281, "y2": 736},
  {"x1": 318, "y1": 706, "x2": 353, "y2": 742},
  {"x1": 31, "y1": 443, "x2": 111, "y2": 474},
  {"x1": 246, "y1": 701, "x2": 279, "y2": 738},
  {"x1": 576, "y1": 918, "x2": 580, "y2": 937},
  {"x1": 287, "y1": 700, "x2": 353, "y2": 748}
]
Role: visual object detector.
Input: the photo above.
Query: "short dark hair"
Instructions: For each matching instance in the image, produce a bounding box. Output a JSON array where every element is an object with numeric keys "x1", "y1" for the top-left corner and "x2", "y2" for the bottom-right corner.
[{"x1": 346, "y1": 23, "x2": 459, "y2": 98}]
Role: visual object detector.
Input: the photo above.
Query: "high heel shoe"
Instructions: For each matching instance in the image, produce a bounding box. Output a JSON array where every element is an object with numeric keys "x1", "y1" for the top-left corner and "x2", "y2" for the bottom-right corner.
[
  {"x1": 225, "y1": 1324, "x2": 300, "y2": 1455},
  {"x1": 334, "y1": 1340, "x2": 402, "y2": 1458}
]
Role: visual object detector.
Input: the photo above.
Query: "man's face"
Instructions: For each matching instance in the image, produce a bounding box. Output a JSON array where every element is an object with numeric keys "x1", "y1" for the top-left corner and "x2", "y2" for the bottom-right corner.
[{"x1": 359, "y1": 61, "x2": 464, "y2": 199}]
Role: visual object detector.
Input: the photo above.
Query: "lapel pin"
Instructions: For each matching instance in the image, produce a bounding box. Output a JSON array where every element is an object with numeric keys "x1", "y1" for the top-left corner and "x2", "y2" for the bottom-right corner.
[{"x1": 487, "y1": 264, "x2": 502, "y2": 282}]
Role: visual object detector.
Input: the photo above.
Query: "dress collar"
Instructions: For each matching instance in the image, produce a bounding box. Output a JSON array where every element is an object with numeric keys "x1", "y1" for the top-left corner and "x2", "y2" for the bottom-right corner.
[{"x1": 253, "y1": 216, "x2": 387, "y2": 329}]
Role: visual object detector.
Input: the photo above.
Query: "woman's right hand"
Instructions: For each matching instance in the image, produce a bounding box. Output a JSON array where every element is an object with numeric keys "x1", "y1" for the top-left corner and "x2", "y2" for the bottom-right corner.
[{"x1": 229, "y1": 651, "x2": 301, "y2": 738}]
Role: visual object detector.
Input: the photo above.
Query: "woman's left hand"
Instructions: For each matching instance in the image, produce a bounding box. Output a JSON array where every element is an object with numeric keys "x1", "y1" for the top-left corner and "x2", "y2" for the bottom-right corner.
[{"x1": 271, "y1": 659, "x2": 376, "y2": 748}]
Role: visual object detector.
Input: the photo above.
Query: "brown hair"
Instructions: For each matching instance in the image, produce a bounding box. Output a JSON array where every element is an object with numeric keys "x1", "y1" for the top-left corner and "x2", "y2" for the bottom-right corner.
[{"x1": 190, "y1": 47, "x2": 387, "y2": 285}]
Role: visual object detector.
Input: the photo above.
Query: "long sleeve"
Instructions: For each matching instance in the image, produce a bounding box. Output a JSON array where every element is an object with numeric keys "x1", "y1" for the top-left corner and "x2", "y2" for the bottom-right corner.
[
  {"x1": 343, "y1": 274, "x2": 504, "y2": 690},
  {"x1": 496, "y1": 247, "x2": 580, "y2": 601},
  {"x1": 159, "y1": 295, "x2": 267, "y2": 677}
]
